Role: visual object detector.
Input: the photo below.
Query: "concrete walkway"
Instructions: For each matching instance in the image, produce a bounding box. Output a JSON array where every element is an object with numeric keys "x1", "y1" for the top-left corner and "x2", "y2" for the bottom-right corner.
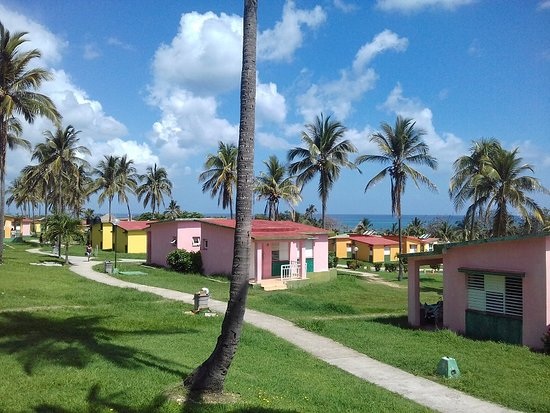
[{"x1": 29, "y1": 250, "x2": 520, "y2": 413}]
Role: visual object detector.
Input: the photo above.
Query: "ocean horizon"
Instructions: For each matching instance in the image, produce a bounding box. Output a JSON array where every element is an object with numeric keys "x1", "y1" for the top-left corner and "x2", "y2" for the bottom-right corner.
[{"x1": 326, "y1": 214, "x2": 464, "y2": 231}]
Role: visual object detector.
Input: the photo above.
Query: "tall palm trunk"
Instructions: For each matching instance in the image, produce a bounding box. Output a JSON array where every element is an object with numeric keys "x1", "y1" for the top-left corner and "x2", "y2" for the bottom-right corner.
[
  {"x1": 397, "y1": 214, "x2": 403, "y2": 281},
  {"x1": 184, "y1": 0, "x2": 257, "y2": 395},
  {"x1": 0, "y1": 119, "x2": 7, "y2": 263}
]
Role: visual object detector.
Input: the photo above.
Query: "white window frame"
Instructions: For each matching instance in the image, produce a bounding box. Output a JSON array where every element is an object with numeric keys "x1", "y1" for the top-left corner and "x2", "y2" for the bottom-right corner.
[
  {"x1": 466, "y1": 272, "x2": 523, "y2": 318},
  {"x1": 192, "y1": 236, "x2": 200, "y2": 247}
]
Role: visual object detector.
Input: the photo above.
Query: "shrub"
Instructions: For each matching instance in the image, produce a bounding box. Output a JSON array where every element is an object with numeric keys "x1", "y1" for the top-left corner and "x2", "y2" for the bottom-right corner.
[
  {"x1": 542, "y1": 325, "x2": 550, "y2": 355},
  {"x1": 328, "y1": 252, "x2": 339, "y2": 268},
  {"x1": 373, "y1": 262, "x2": 382, "y2": 271},
  {"x1": 430, "y1": 263, "x2": 441, "y2": 271},
  {"x1": 166, "y1": 249, "x2": 203, "y2": 274},
  {"x1": 346, "y1": 260, "x2": 358, "y2": 270},
  {"x1": 384, "y1": 262, "x2": 397, "y2": 272}
]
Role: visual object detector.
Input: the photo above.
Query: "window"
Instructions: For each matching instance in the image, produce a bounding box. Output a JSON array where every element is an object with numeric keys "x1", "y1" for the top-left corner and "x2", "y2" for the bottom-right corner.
[
  {"x1": 202, "y1": 239, "x2": 208, "y2": 250},
  {"x1": 410, "y1": 244, "x2": 417, "y2": 253},
  {"x1": 192, "y1": 236, "x2": 200, "y2": 247},
  {"x1": 467, "y1": 273, "x2": 522, "y2": 318}
]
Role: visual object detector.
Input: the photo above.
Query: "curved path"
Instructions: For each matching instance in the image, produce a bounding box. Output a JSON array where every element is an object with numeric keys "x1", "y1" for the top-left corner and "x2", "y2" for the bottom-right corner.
[{"x1": 29, "y1": 250, "x2": 520, "y2": 413}]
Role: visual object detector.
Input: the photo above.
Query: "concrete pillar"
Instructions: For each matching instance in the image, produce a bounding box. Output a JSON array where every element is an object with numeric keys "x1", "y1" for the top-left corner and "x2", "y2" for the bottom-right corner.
[{"x1": 408, "y1": 259, "x2": 421, "y2": 326}]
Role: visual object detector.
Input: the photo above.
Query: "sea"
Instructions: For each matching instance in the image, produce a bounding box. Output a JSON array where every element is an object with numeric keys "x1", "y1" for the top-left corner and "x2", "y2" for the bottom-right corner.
[{"x1": 327, "y1": 214, "x2": 464, "y2": 232}]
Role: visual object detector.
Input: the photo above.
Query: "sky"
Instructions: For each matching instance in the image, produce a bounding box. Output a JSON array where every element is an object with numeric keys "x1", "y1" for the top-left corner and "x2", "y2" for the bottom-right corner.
[{"x1": 2, "y1": 0, "x2": 550, "y2": 219}]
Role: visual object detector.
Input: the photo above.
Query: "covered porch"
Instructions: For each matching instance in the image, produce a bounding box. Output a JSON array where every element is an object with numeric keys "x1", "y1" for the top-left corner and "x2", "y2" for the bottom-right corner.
[{"x1": 406, "y1": 252, "x2": 444, "y2": 327}]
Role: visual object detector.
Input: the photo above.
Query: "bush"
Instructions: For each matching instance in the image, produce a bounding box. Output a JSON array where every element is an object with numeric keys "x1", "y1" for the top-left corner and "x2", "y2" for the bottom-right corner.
[
  {"x1": 373, "y1": 262, "x2": 382, "y2": 271},
  {"x1": 384, "y1": 262, "x2": 397, "y2": 272},
  {"x1": 346, "y1": 260, "x2": 358, "y2": 270},
  {"x1": 166, "y1": 249, "x2": 203, "y2": 274},
  {"x1": 542, "y1": 325, "x2": 550, "y2": 355},
  {"x1": 328, "y1": 252, "x2": 339, "y2": 268}
]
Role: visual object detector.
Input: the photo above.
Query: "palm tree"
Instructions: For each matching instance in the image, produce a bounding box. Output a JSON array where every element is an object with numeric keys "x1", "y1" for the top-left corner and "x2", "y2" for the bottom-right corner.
[
  {"x1": 405, "y1": 217, "x2": 425, "y2": 237},
  {"x1": 184, "y1": 0, "x2": 257, "y2": 395},
  {"x1": 288, "y1": 114, "x2": 357, "y2": 228},
  {"x1": 7, "y1": 117, "x2": 31, "y2": 152},
  {"x1": 42, "y1": 213, "x2": 84, "y2": 263},
  {"x1": 255, "y1": 155, "x2": 301, "y2": 220},
  {"x1": 199, "y1": 141, "x2": 238, "y2": 218},
  {"x1": 136, "y1": 163, "x2": 172, "y2": 214},
  {"x1": 427, "y1": 219, "x2": 457, "y2": 243},
  {"x1": 477, "y1": 147, "x2": 549, "y2": 237},
  {"x1": 164, "y1": 199, "x2": 182, "y2": 220},
  {"x1": 0, "y1": 21, "x2": 61, "y2": 263},
  {"x1": 93, "y1": 155, "x2": 120, "y2": 221},
  {"x1": 30, "y1": 125, "x2": 90, "y2": 215},
  {"x1": 116, "y1": 155, "x2": 138, "y2": 220},
  {"x1": 449, "y1": 138, "x2": 502, "y2": 240},
  {"x1": 354, "y1": 217, "x2": 373, "y2": 234},
  {"x1": 356, "y1": 116, "x2": 437, "y2": 280}
]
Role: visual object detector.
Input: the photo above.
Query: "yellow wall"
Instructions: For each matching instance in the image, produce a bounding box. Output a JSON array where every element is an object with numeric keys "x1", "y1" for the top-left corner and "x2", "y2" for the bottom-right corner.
[
  {"x1": 331, "y1": 238, "x2": 351, "y2": 258},
  {"x1": 3, "y1": 216, "x2": 12, "y2": 238},
  {"x1": 91, "y1": 222, "x2": 113, "y2": 250},
  {"x1": 356, "y1": 244, "x2": 399, "y2": 262},
  {"x1": 116, "y1": 229, "x2": 148, "y2": 254}
]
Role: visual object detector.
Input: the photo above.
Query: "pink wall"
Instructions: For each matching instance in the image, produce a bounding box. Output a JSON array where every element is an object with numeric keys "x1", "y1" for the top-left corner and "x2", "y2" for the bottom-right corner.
[
  {"x1": 313, "y1": 234, "x2": 329, "y2": 272},
  {"x1": 200, "y1": 223, "x2": 235, "y2": 276},
  {"x1": 442, "y1": 236, "x2": 549, "y2": 349},
  {"x1": 147, "y1": 220, "x2": 201, "y2": 266}
]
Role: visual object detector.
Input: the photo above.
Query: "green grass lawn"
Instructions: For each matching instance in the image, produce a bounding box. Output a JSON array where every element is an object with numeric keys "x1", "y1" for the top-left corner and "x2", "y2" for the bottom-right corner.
[
  {"x1": 0, "y1": 243, "x2": 430, "y2": 412},
  {"x1": 110, "y1": 259, "x2": 550, "y2": 413}
]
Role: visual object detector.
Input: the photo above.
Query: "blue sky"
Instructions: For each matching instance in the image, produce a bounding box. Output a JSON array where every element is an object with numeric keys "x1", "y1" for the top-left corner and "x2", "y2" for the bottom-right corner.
[{"x1": 2, "y1": 0, "x2": 549, "y2": 218}]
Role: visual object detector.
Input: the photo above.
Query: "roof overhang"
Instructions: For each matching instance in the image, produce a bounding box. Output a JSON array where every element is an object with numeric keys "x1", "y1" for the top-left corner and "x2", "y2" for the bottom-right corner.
[{"x1": 458, "y1": 267, "x2": 525, "y2": 278}]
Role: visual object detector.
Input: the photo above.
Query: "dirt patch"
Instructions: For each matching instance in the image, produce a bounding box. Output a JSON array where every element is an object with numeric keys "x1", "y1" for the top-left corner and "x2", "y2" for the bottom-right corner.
[{"x1": 165, "y1": 384, "x2": 240, "y2": 405}]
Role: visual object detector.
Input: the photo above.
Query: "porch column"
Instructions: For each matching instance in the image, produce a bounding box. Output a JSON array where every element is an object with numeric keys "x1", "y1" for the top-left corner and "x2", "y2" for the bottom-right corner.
[
  {"x1": 300, "y1": 241, "x2": 307, "y2": 279},
  {"x1": 408, "y1": 259, "x2": 421, "y2": 326},
  {"x1": 255, "y1": 243, "x2": 263, "y2": 283}
]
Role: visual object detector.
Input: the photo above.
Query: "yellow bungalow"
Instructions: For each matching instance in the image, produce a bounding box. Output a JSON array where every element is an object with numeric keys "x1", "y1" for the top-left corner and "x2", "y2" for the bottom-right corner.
[
  {"x1": 349, "y1": 234, "x2": 400, "y2": 263},
  {"x1": 3, "y1": 215, "x2": 14, "y2": 239},
  {"x1": 328, "y1": 234, "x2": 352, "y2": 259},
  {"x1": 385, "y1": 235, "x2": 439, "y2": 254},
  {"x1": 114, "y1": 221, "x2": 151, "y2": 253},
  {"x1": 90, "y1": 218, "x2": 114, "y2": 251}
]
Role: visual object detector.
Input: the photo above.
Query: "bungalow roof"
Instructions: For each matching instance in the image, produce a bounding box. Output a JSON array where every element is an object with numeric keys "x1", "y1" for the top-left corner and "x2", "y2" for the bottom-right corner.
[
  {"x1": 199, "y1": 218, "x2": 328, "y2": 240},
  {"x1": 117, "y1": 221, "x2": 155, "y2": 231},
  {"x1": 349, "y1": 234, "x2": 399, "y2": 246}
]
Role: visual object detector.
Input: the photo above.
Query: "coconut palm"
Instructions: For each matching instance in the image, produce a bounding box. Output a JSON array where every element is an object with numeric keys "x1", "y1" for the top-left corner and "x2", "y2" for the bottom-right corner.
[
  {"x1": 199, "y1": 141, "x2": 238, "y2": 218},
  {"x1": 354, "y1": 217, "x2": 374, "y2": 234},
  {"x1": 93, "y1": 155, "x2": 119, "y2": 221},
  {"x1": 449, "y1": 138, "x2": 502, "y2": 240},
  {"x1": 356, "y1": 116, "x2": 438, "y2": 280},
  {"x1": 405, "y1": 216, "x2": 425, "y2": 237},
  {"x1": 184, "y1": 0, "x2": 257, "y2": 395},
  {"x1": 476, "y1": 147, "x2": 549, "y2": 237},
  {"x1": 136, "y1": 163, "x2": 172, "y2": 214},
  {"x1": 30, "y1": 125, "x2": 90, "y2": 214},
  {"x1": 164, "y1": 199, "x2": 182, "y2": 220},
  {"x1": 288, "y1": 114, "x2": 357, "y2": 228},
  {"x1": 0, "y1": 21, "x2": 61, "y2": 263},
  {"x1": 42, "y1": 213, "x2": 84, "y2": 263},
  {"x1": 116, "y1": 155, "x2": 138, "y2": 220},
  {"x1": 255, "y1": 155, "x2": 301, "y2": 220},
  {"x1": 7, "y1": 117, "x2": 31, "y2": 152}
]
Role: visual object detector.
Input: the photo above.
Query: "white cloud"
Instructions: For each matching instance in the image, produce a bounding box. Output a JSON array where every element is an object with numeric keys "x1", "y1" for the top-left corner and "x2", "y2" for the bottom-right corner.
[
  {"x1": 83, "y1": 43, "x2": 101, "y2": 60},
  {"x1": 380, "y1": 83, "x2": 466, "y2": 168},
  {"x1": 256, "y1": 81, "x2": 287, "y2": 124},
  {"x1": 333, "y1": 0, "x2": 359, "y2": 13},
  {"x1": 353, "y1": 29, "x2": 409, "y2": 73},
  {"x1": 152, "y1": 11, "x2": 243, "y2": 96},
  {"x1": 297, "y1": 30, "x2": 407, "y2": 121},
  {"x1": 257, "y1": 132, "x2": 292, "y2": 150},
  {"x1": 0, "y1": 4, "x2": 66, "y2": 65},
  {"x1": 537, "y1": 0, "x2": 550, "y2": 11},
  {"x1": 107, "y1": 37, "x2": 135, "y2": 51},
  {"x1": 376, "y1": 0, "x2": 475, "y2": 13},
  {"x1": 259, "y1": 1, "x2": 326, "y2": 62}
]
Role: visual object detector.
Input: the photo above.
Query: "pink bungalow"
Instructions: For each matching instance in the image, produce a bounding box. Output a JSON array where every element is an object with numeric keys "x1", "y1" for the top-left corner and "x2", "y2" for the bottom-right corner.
[
  {"x1": 147, "y1": 219, "x2": 202, "y2": 267},
  {"x1": 199, "y1": 218, "x2": 329, "y2": 282},
  {"x1": 406, "y1": 233, "x2": 550, "y2": 350},
  {"x1": 147, "y1": 218, "x2": 330, "y2": 283}
]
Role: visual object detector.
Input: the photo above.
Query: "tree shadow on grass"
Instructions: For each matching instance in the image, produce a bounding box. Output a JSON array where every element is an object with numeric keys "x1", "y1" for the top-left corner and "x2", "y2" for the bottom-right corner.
[
  {"x1": 0, "y1": 312, "x2": 195, "y2": 376},
  {"x1": 34, "y1": 383, "x2": 299, "y2": 413}
]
